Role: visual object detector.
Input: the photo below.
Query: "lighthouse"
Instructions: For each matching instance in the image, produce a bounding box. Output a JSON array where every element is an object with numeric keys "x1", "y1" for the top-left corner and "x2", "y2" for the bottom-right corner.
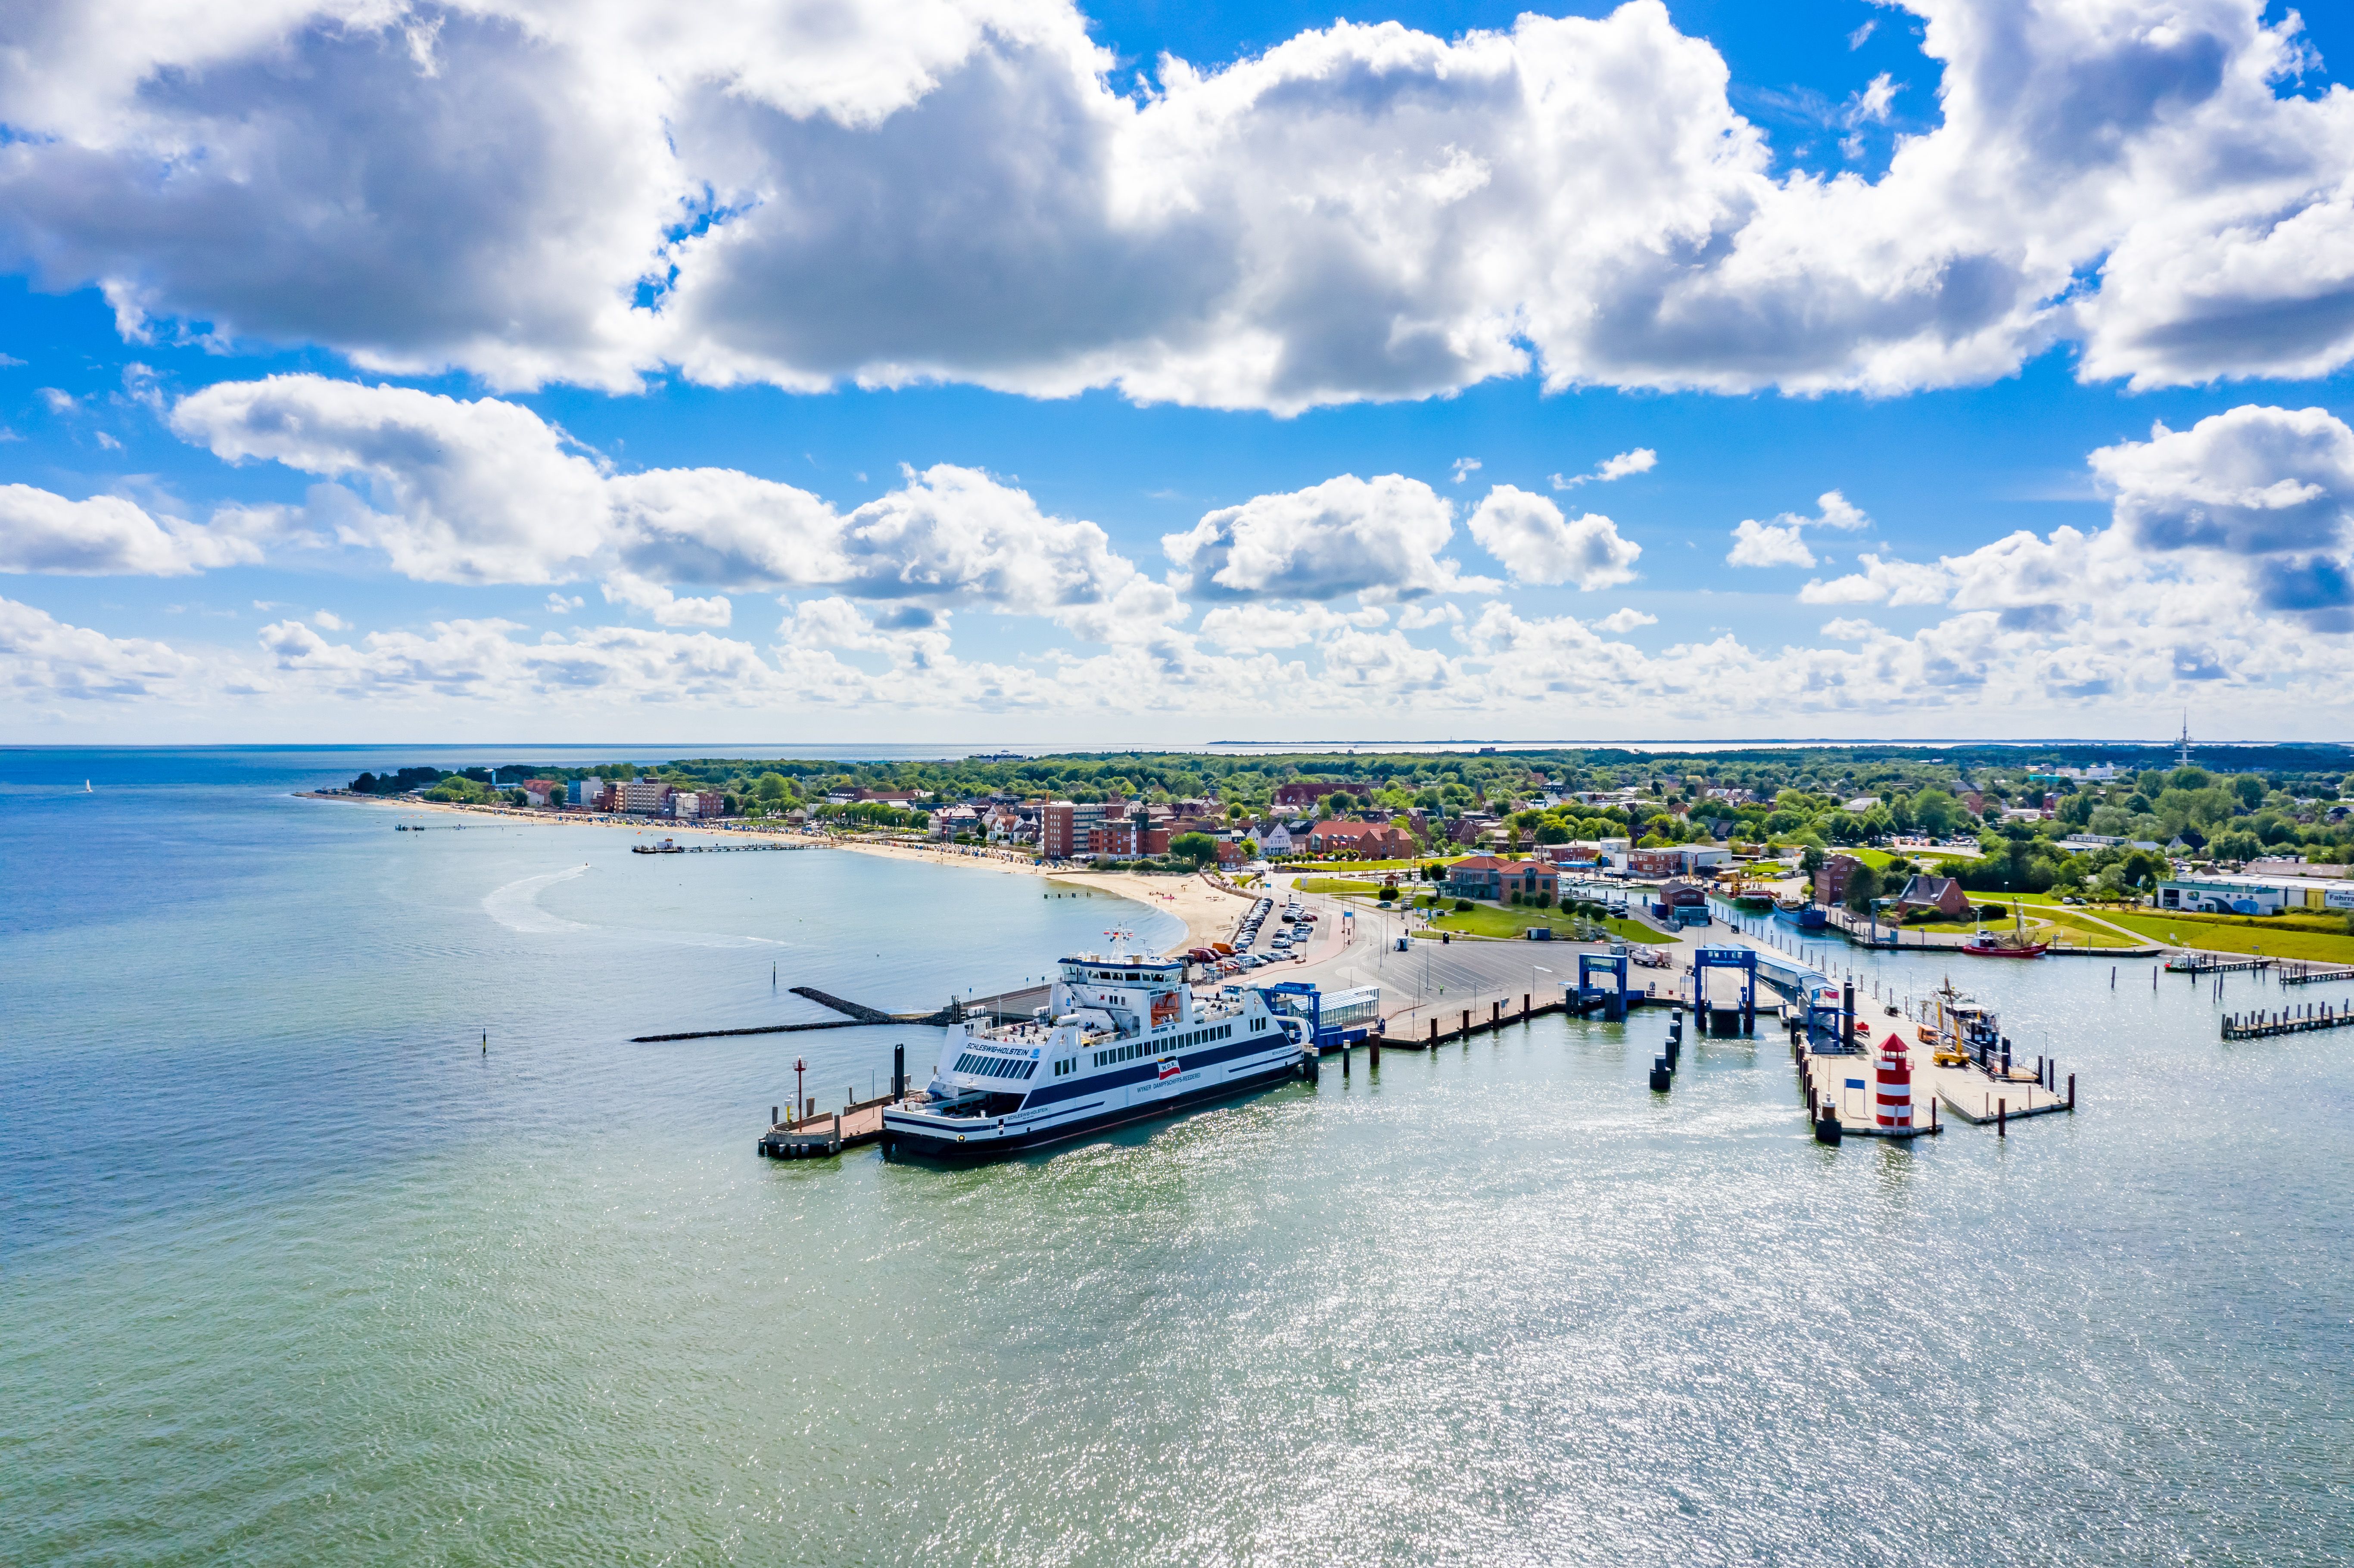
[{"x1": 1874, "y1": 1033, "x2": 1913, "y2": 1134}]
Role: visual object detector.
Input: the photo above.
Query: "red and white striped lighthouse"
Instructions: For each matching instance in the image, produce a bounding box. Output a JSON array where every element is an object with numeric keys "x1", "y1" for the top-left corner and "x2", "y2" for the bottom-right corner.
[{"x1": 1874, "y1": 1033, "x2": 1913, "y2": 1134}]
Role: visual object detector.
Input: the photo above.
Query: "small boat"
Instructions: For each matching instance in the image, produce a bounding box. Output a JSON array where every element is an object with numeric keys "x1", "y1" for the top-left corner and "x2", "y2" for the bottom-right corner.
[
  {"x1": 1773, "y1": 898, "x2": 1828, "y2": 931},
  {"x1": 84, "y1": 779, "x2": 93, "y2": 793},
  {"x1": 631, "y1": 837, "x2": 685, "y2": 855}
]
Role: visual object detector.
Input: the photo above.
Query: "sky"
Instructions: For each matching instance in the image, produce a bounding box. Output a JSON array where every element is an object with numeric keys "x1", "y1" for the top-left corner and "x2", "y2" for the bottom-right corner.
[{"x1": 3, "y1": 0, "x2": 2354, "y2": 746}]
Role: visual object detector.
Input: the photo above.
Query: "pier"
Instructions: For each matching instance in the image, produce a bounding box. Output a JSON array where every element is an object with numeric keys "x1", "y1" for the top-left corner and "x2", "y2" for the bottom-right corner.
[
  {"x1": 758, "y1": 1093, "x2": 900, "y2": 1158},
  {"x1": 2276, "y1": 962, "x2": 2354, "y2": 987},
  {"x1": 2167, "y1": 955, "x2": 2273, "y2": 976},
  {"x1": 2222, "y1": 1002, "x2": 2354, "y2": 1040}
]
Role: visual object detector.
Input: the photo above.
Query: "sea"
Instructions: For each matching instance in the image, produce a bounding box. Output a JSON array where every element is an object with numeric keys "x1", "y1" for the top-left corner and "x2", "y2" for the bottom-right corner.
[{"x1": 3, "y1": 747, "x2": 2349, "y2": 1565}]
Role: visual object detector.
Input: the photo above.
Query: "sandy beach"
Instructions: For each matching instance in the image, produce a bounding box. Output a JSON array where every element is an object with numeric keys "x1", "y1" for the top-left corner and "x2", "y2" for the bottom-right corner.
[{"x1": 316, "y1": 792, "x2": 1252, "y2": 955}]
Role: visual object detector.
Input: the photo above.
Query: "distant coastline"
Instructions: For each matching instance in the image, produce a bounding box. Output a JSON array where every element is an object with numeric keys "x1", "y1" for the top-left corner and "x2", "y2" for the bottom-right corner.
[{"x1": 306, "y1": 789, "x2": 1246, "y2": 955}]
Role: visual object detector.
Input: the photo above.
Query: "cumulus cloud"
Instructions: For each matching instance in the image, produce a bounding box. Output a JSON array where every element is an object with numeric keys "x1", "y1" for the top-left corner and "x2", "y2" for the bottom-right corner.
[
  {"x1": 1798, "y1": 554, "x2": 1955, "y2": 604},
  {"x1": 0, "y1": 594, "x2": 202, "y2": 699},
  {"x1": 1595, "y1": 606, "x2": 1657, "y2": 632},
  {"x1": 0, "y1": 484, "x2": 265, "y2": 575},
  {"x1": 167, "y1": 374, "x2": 1176, "y2": 638},
  {"x1": 311, "y1": 609, "x2": 346, "y2": 630},
  {"x1": 1727, "y1": 519, "x2": 1817, "y2": 569},
  {"x1": 5, "y1": 2, "x2": 2351, "y2": 408},
  {"x1": 1451, "y1": 458, "x2": 1482, "y2": 484},
  {"x1": 1195, "y1": 601, "x2": 1386, "y2": 650},
  {"x1": 1726, "y1": 489, "x2": 1869, "y2": 568},
  {"x1": 1165, "y1": 474, "x2": 1491, "y2": 601},
  {"x1": 601, "y1": 571, "x2": 732, "y2": 627},
  {"x1": 1554, "y1": 448, "x2": 1658, "y2": 489},
  {"x1": 1467, "y1": 485, "x2": 1641, "y2": 589}
]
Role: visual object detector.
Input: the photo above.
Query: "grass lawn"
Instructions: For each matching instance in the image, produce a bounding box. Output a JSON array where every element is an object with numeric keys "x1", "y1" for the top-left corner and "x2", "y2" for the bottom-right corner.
[
  {"x1": 1416, "y1": 901, "x2": 1668, "y2": 943},
  {"x1": 2101, "y1": 911, "x2": 2354, "y2": 963},
  {"x1": 1295, "y1": 877, "x2": 1386, "y2": 895}
]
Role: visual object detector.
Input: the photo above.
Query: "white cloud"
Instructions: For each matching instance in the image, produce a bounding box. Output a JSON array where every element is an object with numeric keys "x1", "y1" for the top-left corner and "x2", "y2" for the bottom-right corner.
[
  {"x1": 36, "y1": 388, "x2": 74, "y2": 413},
  {"x1": 1849, "y1": 19, "x2": 1877, "y2": 50},
  {"x1": 0, "y1": 594, "x2": 202, "y2": 699},
  {"x1": 545, "y1": 592, "x2": 583, "y2": 613},
  {"x1": 311, "y1": 609, "x2": 346, "y2": 630},
  {"x1": 0, "y1": 484, "x2": 265, "y2": 575},
  {"x1": 1451, "y1": 457, "x2": 1482, "y2": 484},
  {"x1": 1195, "y1": 602, "x2": 1386, "y2": 650},
  {"x1": 1394, "y1": 601, "x2": 1463, "y2": 630},
  {"x1": 6, "y1": 2, "x2": 2351, "y2": 407},
  {"x1": 1726, "y1": 519, "x2": 1816, "y2": 569},
  {"x1": 1595, "y1": 607, "x2": 1656, "y2": 632},
  {"x1": 1726, "y1": 488, "x2": 1869, "y2": 567},
  {"x1": 1798, "y1": 554, "x2": 1955, "y2": 605},
  {"x1": 1165, "y1": 474, "x2": 1491, "y2": 601},
  {"x1": 166, "y1": 375, "x2": 1176, "y2": 639},
  {"x1": 1552, "y1": 447, "x2": 1657, "y2": 489},
  {"x1": 601, "y1": 571, "x2": 732, "y2": 628},
  {"x1": 1466, "y1": 485, "x2": 1641, "y2": 589}
]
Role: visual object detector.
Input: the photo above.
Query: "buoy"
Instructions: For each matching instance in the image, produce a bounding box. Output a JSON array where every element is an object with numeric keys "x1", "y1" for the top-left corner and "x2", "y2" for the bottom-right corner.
[{"x1": 1874, "y1": 1032, "x2": 1912, "y2": 1134}]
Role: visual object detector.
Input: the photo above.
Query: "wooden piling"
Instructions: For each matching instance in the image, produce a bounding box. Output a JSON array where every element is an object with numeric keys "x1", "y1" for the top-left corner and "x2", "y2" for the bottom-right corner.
[{"x1": 1997, "y1": 1098, "x2": 2006, "y2": 1138}]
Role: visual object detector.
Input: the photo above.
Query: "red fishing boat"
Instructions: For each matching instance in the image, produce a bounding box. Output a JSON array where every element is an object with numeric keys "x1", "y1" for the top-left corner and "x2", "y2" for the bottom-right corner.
[{"x1": 1961, "y1": 902, "x2": 2047, "y2": 958}]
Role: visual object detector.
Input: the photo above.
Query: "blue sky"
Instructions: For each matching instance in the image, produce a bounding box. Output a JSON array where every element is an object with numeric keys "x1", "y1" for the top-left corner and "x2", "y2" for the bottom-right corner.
[{"x1": 4, "y1": 0, "x2": 2354, "y2": 743}]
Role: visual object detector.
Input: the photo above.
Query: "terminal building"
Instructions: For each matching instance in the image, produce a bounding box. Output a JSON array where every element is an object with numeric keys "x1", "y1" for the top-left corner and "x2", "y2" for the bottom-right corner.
[{"x1": 2155, "y1": 873, "x2": 2354, "y2": 915}]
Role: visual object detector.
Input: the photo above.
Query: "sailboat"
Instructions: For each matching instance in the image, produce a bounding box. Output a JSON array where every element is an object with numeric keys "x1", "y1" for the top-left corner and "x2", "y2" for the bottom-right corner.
[{"x1": 84, "y1": 780, "x2": 93, "y2": 792}]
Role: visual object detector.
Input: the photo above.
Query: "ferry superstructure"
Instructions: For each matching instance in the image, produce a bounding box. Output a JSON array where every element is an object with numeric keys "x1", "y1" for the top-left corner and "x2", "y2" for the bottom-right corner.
[{"x1": 881, "y1": 951, "x2": 1313, "y2": 1160}]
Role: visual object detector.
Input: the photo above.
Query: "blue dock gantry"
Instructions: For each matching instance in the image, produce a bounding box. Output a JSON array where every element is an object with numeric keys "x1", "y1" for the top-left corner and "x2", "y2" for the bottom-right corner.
[
  {"x1": 1260, "y1": 980, "x2": 1381, "y2": 1053},
  {"x1": 1573, "y1": 952, "x2": 1631, "y2": 1020},
  {"x1": 1691, "y1": 945, "x2": 1757, "y2": 1035}
]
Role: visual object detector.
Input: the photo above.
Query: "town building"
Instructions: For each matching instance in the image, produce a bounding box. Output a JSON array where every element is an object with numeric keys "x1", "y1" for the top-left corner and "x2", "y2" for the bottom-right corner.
[
  {"x1": 572, "y1": 777, "x2": 610, "y2": 812},
  {"x1": 623, "y1": 777, "x2": 673, "y2": 815},
  {"x1": 1815, "y1": 853, "x2": 1864, "y2": 906},
  {"x1": 2157, "y1": 873, "x2": 2354, "y2": 915},
  {"x1": 521, "y1": 778, "x2": 559, "y2": 807},
  {"x1": 1441, "y1": 856, "x2": 1559, "y2": 902},
  {"x1": 1304, "y1": 819, "x2": 1411, "y2": 859},
  {"x1": 1628, "y1": 845, "x2": 1731, "y2": 877},
  {"x1": 1892, "y1": 874, "x2": 1971, "y2": 919}
]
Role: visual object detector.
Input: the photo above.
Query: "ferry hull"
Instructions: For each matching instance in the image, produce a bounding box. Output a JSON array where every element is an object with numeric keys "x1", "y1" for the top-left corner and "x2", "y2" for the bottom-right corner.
[{"x1": 883, "y1": 1050, "x2": 1310, "y2": 1162}]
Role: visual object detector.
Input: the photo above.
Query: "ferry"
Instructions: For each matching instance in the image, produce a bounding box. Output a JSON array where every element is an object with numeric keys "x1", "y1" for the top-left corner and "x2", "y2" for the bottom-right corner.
[
  {"x1": 631, "y1": 837, "x2": 684, "y2": 855},
  {"x1": 881, "y1": 950, "x2": 1313, "y2": 1160}
]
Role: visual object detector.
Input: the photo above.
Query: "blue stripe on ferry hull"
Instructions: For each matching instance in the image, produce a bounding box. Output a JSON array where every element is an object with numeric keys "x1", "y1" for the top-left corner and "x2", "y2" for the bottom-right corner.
[{"x1": 884, "y1": 1049, "x2": 1305, "y2": 1163}]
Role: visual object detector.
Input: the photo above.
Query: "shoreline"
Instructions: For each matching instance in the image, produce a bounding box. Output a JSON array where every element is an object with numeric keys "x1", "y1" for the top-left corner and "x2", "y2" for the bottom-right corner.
[{"x1": 308, "y1": 791, "x2": 1253, "y2": 956}]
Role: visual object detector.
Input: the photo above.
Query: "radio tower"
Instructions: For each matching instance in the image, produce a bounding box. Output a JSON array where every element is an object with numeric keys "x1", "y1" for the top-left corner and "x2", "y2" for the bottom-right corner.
[{"x1": 2177, "y1": 711, "x2": 2192, "y2": 769}]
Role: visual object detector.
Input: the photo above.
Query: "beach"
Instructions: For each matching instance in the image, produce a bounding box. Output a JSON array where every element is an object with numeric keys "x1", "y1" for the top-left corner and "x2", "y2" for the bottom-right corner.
[{"x1": 321, "y1": 791, "x2": 1253, "y2": 956}]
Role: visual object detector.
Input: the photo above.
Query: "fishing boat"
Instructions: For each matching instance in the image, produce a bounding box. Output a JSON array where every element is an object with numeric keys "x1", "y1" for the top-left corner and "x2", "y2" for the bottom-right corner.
[
  {"x1": 1961, "y1": 931, "x2": 2049, "y2": 958},
  {"x1": 631, "y1": 837, "x2": 684, "y2": 855},
  {"x1": 1772, "y1": 897, "x2": 1828, "y2": 931},
  {"x1": 881, "y1": 950, "x2": 1312, "y2": 1160},
  {"x1": 1960, "y1": 900, "x2": 2047, "y2": 958}
]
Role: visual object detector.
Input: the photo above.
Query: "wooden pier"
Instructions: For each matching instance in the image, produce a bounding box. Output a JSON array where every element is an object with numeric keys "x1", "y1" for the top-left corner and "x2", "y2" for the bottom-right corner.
[
  {"x1": 2222, "y1": 1002, "x2": 2354, "y2": 1040},
  {"x1": 2276, "y1": 962, "x2": 2354, "y2": 987},
  {"x1": 2167, "y1": 955, "x2": 2274, "y2": 976},
  {"x1": 758, "y1": 1092, "x2": 901, "y2": 1158}
]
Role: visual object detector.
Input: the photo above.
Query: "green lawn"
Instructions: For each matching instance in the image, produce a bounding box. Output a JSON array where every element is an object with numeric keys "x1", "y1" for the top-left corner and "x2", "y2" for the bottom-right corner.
[
  {"x1": 1295, "y1": 877, "x2": 1385, "y2": 895},
  {"x1": 2101, "y1": 911, "x2": 2354, "y2": 963},
  {"x1": 1415, "y1": 901, "x2": 1668, "y2": 944}
]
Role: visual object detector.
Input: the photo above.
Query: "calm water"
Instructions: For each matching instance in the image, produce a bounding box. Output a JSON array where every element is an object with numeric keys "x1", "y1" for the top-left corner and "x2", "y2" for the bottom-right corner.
[{"x1": 3, "y1": 750, "x2": 2350, "y2": 1565}]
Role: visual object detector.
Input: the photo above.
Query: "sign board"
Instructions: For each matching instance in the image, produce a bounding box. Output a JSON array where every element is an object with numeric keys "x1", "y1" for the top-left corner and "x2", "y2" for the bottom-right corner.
[{"x1": 2328, "y1": 886, "x2": 2354, "y2": 911}]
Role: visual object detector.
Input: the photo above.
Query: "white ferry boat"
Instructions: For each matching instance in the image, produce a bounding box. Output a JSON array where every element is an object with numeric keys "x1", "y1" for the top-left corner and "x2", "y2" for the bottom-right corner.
[{"x1": 881, "y1": 950, "x2": 1313, "y2": 1160}]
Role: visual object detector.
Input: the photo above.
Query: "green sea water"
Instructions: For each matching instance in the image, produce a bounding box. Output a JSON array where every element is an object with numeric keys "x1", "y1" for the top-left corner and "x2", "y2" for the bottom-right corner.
[{"x1": 4, "y1": 750, "x2": 2350, "y2": 1564}]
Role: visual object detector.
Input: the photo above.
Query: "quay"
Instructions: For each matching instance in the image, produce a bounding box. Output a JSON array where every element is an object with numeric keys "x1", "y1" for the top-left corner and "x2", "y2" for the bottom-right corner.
[
  {"x1": 2276, "y1": 962, "x2": 2354, "y2": 986},
  {"x1": 1790, "y1": 1009, "x2": 2071, "y2": 1137},
  {"x1": 2222, "y1": 1002, "x2": 2354, "y2": 1040}
]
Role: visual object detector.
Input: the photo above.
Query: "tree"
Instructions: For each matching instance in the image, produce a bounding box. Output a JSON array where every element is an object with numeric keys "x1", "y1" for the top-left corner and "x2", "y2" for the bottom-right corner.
[
  {"x1": 508, "y1": 788, "x2": 531, "y2": 806},
  {"x1": 755, "y1": 772, "x2": 789, "y2": 803},
  {"x1": 1844, "y1": 863, "x2": 1881, "y2": 915},
  {"x1": 1911, "y1": 788, "x2": 1960, "y2": 837},
  {"x1": 1535, "y1": 821, "x2": 1569, "y2": 845},
  {"x1": 548, "y1": 782, "x2": 567, "y2": 809},
  {"x1": 1170, "y1": 832, "x2": 1219, "y2": 868},
  {"x1": 1799, "y1": 844, "x2": 1827, "y2": 877}
]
